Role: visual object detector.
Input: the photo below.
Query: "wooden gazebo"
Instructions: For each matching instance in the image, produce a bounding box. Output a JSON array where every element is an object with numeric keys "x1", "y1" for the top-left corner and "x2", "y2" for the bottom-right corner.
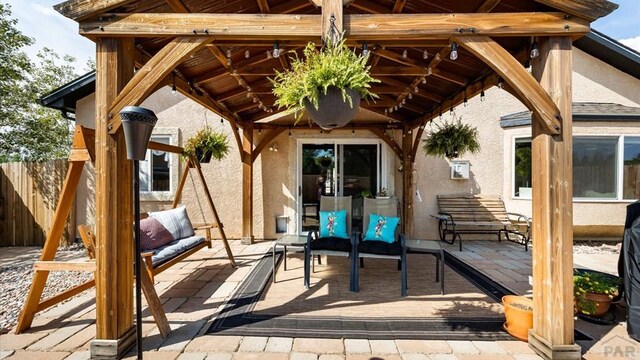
[{"x1": 28, "y1": 0, "x2": 619, "y2": 359}]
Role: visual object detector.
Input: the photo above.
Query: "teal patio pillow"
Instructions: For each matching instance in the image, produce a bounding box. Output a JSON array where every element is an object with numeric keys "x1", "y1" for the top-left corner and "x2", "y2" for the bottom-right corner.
[
  {"x1": 319, "y1": 210, "x2": 349, "y2": 239},
  {"x1": 364, "y1": 213, "x2": 400, "y2": 244}
]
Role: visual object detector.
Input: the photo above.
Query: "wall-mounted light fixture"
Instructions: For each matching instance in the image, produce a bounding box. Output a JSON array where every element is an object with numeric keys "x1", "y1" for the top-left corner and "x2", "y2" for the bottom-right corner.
[{"x1": 269, "y1": 143, "x2": 279, "y2": 152}]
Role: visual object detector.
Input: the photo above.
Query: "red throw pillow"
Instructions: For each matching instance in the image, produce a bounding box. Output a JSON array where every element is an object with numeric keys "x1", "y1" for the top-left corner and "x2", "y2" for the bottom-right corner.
[{"x1": 140, "y1": 217, "x2": 175, "y2": 251}]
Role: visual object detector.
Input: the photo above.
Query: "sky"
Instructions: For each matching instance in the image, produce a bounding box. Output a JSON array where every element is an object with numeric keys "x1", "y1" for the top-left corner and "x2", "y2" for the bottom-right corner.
[{"x1": 6, "y1": 0, "x2": 640, "y2": 69}]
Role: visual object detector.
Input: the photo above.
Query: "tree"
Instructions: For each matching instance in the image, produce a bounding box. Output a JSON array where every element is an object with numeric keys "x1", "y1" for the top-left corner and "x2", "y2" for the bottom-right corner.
[{"x1": 0, "y1": 4, "x2": 79, "y2": 162}]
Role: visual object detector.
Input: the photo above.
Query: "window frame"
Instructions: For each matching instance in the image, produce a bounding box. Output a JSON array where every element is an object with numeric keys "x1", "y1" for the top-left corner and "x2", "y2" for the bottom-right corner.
[
  {"x1": 511, "y1": 134, "x2": 639, "y2": 203},
  {"x1": 140, "y1": 128, "x2": 180, "y2": 202}
]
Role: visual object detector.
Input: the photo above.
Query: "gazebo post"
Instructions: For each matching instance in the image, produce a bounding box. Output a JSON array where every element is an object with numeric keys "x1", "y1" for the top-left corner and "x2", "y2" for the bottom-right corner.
[
  {"x1": 241, "y1": 124, "x2": 255, "y2": 244},
  {"x1": 402, "y1": 123, "x2": 414, "y2": 235},
  {"x1": 90, "y1": 38, "x2": 136, "y2": 359},
  {"x1": 528, "y1": 36, "x2": 580, "y2": 360}
]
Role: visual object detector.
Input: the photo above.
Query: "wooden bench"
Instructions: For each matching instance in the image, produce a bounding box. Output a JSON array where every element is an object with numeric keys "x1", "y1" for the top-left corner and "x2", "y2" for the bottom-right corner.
[{"x1": 432, "y1": 195, "x2": 531, "y2": 251}]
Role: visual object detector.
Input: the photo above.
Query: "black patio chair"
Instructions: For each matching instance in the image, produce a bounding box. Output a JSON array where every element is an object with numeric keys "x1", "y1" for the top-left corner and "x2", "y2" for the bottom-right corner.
[
  {"x1": 353, "y1": 197, "x2": 407, "y2": 297},
  {"x1": 304, "y1": 195, "x2": 357, "y2": 291}
]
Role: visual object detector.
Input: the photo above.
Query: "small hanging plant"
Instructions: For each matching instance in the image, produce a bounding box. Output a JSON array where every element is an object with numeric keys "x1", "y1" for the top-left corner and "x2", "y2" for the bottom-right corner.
[
  {"x1": 270, "y1": 36, "x2": 379, "y2": 129},
  {"x1": 183, "y1": 126, "x2": 229, "y2": 163},
  {"x1": 422, "y1": 117, "x2": 480, "y2": 160}
]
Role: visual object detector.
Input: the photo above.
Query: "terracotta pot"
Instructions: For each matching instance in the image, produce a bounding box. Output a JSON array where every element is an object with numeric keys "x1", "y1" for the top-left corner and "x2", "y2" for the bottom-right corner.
[
  {"x1": 304, "y1": 86, "x2": 361, "y2": 130},
  {"x1": 578, "y1": 292, "x2": 612, "y2": 317},
  {"x1": 502, "y1": 295, "x2": 533, "y2": 342}
]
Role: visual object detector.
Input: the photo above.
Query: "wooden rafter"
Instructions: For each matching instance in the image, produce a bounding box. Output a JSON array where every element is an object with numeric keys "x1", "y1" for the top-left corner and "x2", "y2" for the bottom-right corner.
[
  {"x1": 532, "y1": 0, "x2": 618, "y2": 21},
  {"x1": 455, "y1": 36, "x2": 562, "y2": 134},
  {"x1": 79, "y1": 13, "x2": 590, "y2": 38},
  {"x1": 108, "y1": 36, "x2": 213, "y2": 133},
  {"x1": 409, "y1": 71, "x2": 499, "y2": 129},
  {"x1": 475, "y1": 0, "x2": 502, "y2": 13},
  {"x1": 256, "y1": 0, "x2": 270, "y2": 13},
  {"x1": 165, "y1": 0, "x2": 189, "y2": 12},
  {"x1": 392, "y1": 0, "x2": 407, "y2": 13},
  {"x1": 54, "y1": 0, "x2": 133, "y2": 21}
]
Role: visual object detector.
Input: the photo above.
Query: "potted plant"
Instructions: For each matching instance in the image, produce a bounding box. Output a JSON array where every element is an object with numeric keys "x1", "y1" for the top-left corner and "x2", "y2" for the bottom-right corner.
[
  {"x1": 376, "y1": 188, "x2": 389, "y2": 199},
  {"x1": 183, "y1": 126, "x2": 229, "y2": 164},
  {"x1": 271, "y1": 37, "x2": 379, "y2": 130},
  {"x1": 502, "y1": 295, "x2": 533, "y2": 342},
  {"x1": 574, "y1": 269, "x2": 623, "y2": 317},
  {"x1": 422, "y1": 118, "x2": 480, "y2": 160}
]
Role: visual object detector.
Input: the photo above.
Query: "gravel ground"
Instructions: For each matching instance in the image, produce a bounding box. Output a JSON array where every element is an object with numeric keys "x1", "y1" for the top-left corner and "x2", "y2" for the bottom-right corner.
[
  {"x1": 0, "y1": 244, "x2": 93, "y2": 335},
  {"x1": 573, "y1": 241, "x2": 621, "y2": 255}
]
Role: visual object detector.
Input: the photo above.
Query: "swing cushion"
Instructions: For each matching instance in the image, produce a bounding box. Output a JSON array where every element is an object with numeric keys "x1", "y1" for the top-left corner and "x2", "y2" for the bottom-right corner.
[
  {"x1": 140, "y1": 217, "x2": 175, "y2": 251},
  {"x1": 149, "y1": 235, "x2": 205, "y2": 267},
  {"x1": 149, "y1": 206, "x2": 195, "y2": 240}
]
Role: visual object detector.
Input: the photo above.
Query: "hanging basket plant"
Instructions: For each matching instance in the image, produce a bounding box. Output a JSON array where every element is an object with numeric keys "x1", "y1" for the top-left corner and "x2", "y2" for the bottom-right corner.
[
  {"x1": 183, "y1": 126, "x2": 229, "y2": 164},
  {"x1": 270, "y1": 36, "x2": 379, "y2": 130},
  {"x1": 422, "y1": 117, "x2": 480, "y2": 160}
]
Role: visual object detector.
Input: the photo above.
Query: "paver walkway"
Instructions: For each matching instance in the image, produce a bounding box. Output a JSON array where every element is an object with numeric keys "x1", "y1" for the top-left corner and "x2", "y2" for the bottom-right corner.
[{"x1": 0, "y1": 239, "x2": 637, "y2": 360}]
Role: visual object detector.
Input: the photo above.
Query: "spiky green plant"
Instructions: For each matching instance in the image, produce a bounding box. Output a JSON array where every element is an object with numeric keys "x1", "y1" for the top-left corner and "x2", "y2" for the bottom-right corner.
[
  {"x1": 270, "y1": 37, "x2": 379, "y2": 121},
  {"x1": 422, "y1": 118, "x2": 480, "y2": 160}
]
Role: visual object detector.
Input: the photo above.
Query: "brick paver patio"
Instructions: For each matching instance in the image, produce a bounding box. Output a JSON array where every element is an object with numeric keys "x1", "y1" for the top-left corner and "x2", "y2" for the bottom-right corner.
[{"x1": 0, "y1": 239, "x2": 636, "y2": 359}]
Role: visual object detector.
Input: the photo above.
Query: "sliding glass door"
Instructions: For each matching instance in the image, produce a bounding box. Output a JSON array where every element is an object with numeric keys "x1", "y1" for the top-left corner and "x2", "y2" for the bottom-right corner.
[{"x1": 298, "y1": 140, "x2": 385, "y2": 233}]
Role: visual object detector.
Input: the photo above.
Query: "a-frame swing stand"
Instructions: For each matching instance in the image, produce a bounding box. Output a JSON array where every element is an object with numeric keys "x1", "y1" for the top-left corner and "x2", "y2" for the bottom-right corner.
[{"x1": 15, "y1": 125, "x2": 235, "y2": 336}]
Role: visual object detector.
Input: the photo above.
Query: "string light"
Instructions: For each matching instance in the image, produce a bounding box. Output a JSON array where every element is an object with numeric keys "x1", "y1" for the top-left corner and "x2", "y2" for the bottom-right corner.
[
  {"x1": 171, "y1": 73, "x2": 176, "y2": 96},
  {"x1": 426, "y1": 67, "x2": 432, "y2": 76},
  {"x1": 362, "y1": 41, "x2": 369, "y2": 57},
  {"x1": 272, "y1": 41, "x2": 280, "y2": 58},
  {"x1": 463, "y1": 89, "x2": 468, "y2": 107},
  {"x1": 421, "y1": 77, "x2": 427, "y2": 84},
  {"x1": 414, "y1": 86, "x2": 419, "y2": 93},
  {"x1": 497, "y1": 78, "x2": 504, "y2": 89},
  {"x1": 402, "y1": 49, "x2": 408, "y2": 59},
  {"x1": 266, "y1": 50, "x2": 272, "y2": 59},
  {"x1": 423, "y1": 50, "x2": 428, "y2": 60},
  {"x1": 226, "y1": 49, "x2": 232, "y2": 58},
  {"x1": 480, "y1": 89, "x2": 486, "y2": 102},
  {"x1": 530, "y1": 41, "x2": 539, "y2": 59},
  {"x1": 408, "y1": 93, "x2": 413, "y2": 100},
  {"x1": 450, "y1": 42, "x2": 458, "y2": 61},
  {"x1": 245, "y1": 50, "x2": 250, "y2": 59}
]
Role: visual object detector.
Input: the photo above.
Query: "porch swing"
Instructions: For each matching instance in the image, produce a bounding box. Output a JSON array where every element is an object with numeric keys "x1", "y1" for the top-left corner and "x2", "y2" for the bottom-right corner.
[{"x1": 15, "y1": 125, "x2": 236, "y2": 337}]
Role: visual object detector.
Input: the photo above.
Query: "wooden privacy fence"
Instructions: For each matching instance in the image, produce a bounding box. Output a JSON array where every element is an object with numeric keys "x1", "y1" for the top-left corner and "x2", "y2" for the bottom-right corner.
[{"x1": 0, "y1": 160, "x2": 76, "y2": 247}]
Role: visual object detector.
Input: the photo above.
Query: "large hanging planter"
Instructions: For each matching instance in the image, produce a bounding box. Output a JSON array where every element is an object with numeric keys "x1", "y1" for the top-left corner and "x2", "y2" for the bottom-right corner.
[
  {"x1": 304, "y1": 87, "x2": 361, "y2": 130},
  {"x1": 271, "y1": 37, "x2": 378, "y2": 129},
  {"x1": 422, "y1": 117, "x2": 480, "y2": 160},
  {"x1": 183, "y1": 126, "x2": 229, "y2": 164}
]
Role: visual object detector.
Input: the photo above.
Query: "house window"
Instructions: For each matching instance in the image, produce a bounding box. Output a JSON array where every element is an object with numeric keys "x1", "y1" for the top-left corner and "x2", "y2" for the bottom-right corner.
[
  {"x1": 513, "y1": 138, "x2": 532, "y2": 198},
  {"x1": 513, "y1": 135, "x2": 639, "y2": 201},
  {"x1": 573, "y1": 137, "x2": 617, "y2": 199},
  {"x1": 140, "y1": 136, "x2": 171, "y2": 193},
  {"x1": 624, "y1": 136, "x2": 640, "y2": 200}
]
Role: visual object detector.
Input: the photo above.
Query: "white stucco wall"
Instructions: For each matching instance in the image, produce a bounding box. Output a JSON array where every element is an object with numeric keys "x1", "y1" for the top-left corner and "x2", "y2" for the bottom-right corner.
[
  {"x1": 410, "y1": 47, "x2": 640, "y2": 240},
  {"x1": 72, "y1": 46, "x2": 639, "y2": 241}
]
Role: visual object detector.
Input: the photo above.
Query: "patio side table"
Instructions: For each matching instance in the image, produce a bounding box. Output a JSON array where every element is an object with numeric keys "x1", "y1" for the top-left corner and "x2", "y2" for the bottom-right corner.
[
  {"x1": 406, "y1": 239, "x2": 445, "y2": 295},
  {"x1": 272, "y1": 234, "x2": 307, "y2": 283}
]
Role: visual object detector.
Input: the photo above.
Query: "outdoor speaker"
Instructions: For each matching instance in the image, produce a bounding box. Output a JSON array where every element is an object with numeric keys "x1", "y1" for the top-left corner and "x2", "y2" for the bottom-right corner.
[{"x1": 120, "y1": 106, "x2": 158, "y2": 161}]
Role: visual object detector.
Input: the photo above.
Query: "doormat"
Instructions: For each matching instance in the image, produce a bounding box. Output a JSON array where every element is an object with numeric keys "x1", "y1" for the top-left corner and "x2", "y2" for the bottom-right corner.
[{"x1": 206, "y1": 250, "x2": 591, "y2": 341}]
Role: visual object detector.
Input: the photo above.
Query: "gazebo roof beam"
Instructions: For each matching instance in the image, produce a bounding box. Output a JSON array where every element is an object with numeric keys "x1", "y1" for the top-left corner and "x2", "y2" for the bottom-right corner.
[
  {"x1": 257, "y1": 0, "x2": 270, "y2": 14},
  {"x1": 392, "y1": 0, "x2": 407, "y2": 14},
  {"x1": 165, "y1": 0, "x2": 189, "y2": 13},
  {"x1": 79, "y1": 13, "x2": 590, "y2": 38},
  {"x1": 475, "y1": 0, "x2": 502, "y2": 13},
  {"x1": 532, "y1": 0, "x2": 618, "y2": 21}
]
